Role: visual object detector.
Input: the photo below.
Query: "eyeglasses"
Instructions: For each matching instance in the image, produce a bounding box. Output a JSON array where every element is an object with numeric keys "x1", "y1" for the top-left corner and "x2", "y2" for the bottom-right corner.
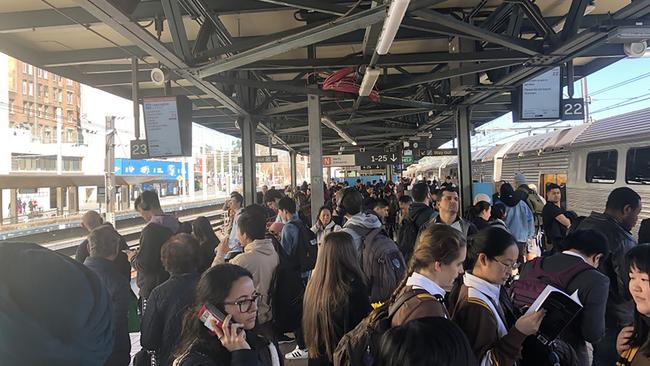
[
  {"x1": 493, "y1": 257, "x2": 520, "y2": 270},
  {"x1": 222, "y1": 293, "x2": 261, "y2": 313}
]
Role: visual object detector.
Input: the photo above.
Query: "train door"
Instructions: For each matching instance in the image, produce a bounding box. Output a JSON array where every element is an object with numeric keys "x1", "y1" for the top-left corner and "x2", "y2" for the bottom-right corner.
[{"x1": 541, "y1": 173, "x2": 567, "y2": 209}]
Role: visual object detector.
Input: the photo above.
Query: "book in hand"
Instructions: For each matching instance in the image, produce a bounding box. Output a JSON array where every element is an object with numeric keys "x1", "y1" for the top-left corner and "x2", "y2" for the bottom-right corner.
[{"x1": 525, "y1": 284, "x2": 582, "y2": 345}]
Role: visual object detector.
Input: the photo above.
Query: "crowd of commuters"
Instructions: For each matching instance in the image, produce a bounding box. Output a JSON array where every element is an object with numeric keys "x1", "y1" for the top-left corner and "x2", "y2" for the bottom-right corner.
[{"x1": 5, "y1": 174, "x2": 650, "y2": 366}]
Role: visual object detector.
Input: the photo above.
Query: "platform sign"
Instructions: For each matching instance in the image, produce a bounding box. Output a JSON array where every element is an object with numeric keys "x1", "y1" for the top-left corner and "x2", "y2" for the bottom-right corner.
[
  {"x1": 322, "y1": 154, "x2": 356, "y2": 167},
  {"x1": 361, "y1": 165, "x2": 382, "y2": 170},
  {"x1": 130, "y1": 139, "x2": 150, "y2": 159},
  {"x1": 513, "y1": 67, "x2": 562, "y2": 122},
  {"x1": 355, "y1": 151, "x2": 401, "y2": 166},
  {"x1": 419, "y1": 148, "x2": 457, "y2": 157},
  {"x1": 561, "y1": 98, "x2": 585, "y2": 120},
  {"x1": 237, "y1": 155, "x2": 279, "y2": 164},
  {"x1": 402, "y1": 155, "x2": 414, "y2": 165}
]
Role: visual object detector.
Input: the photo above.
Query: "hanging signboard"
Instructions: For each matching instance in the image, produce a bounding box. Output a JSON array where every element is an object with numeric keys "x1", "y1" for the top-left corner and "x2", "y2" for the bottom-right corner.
[
  {"x1": 237, "y1": 156, "x2": 279, "y2": 164},
  {"x1": 355, "y1": 151, "x2": 402, "y2": 166},
  {"x1": 142, "y1": 96, "x2": 193, "y2": 157},
  {"x1": 322, "y1": 154, "x2": 356, "y2": 167}
]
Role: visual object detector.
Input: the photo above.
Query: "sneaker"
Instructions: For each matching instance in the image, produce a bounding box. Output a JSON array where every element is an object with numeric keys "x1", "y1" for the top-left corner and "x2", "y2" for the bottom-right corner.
[
  {"x1": 285, "y1": 346, "x2": 308, "y2": 360},
  {"x1": 277, "y1": 334, "x2": 295, "y2": 345}
]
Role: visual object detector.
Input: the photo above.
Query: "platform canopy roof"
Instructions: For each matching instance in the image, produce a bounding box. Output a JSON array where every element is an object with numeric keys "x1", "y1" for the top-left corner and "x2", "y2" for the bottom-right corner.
[{"x1": 1, "y1": 0, "x2": 649, "y2": 154}]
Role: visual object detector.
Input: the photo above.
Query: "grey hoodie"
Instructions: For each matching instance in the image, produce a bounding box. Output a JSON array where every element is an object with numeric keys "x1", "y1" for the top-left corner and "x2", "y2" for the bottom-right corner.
[
  {"x1": 343, "y1": 213, "x2": 383, "y2": 251},
  {"x1": 149, "y1": 214, "x2": 180, "y2": 234}
]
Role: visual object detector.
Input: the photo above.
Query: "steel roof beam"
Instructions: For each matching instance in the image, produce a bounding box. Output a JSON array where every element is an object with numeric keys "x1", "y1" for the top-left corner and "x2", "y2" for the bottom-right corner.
[
  {"x1": 161, "y1": 0, "x2": 194, "y2": 63},
  {"x1": 74, "y1": 0, "x2": 247, "y2": 115},
  {"x1": 412, "y1": 9, "x2": 542, "y2": 55},
  {"x1": 385, "y1": 60, "x2": 522, "y2": 90},
  {"x1": 194, "y1": 5, "x2": 388, "y2": 78}
]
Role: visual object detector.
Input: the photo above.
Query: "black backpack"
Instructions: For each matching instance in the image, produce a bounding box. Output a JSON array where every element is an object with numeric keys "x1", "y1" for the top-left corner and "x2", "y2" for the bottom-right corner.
[
  {"x1": 396, "y1": 216, "x2": 419, "y2": 263},
  {"x1": 333, "y1": 289, "x2": 426, "y2": 366},
  {"x1": 286, "y1": 220, "x2": 318, "y2": 273}
]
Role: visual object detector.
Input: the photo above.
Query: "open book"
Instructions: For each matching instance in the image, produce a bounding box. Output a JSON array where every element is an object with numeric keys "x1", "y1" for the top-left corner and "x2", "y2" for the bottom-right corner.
[{"x1": 525, "y1": 285, "x2": 583, "y2": 345}]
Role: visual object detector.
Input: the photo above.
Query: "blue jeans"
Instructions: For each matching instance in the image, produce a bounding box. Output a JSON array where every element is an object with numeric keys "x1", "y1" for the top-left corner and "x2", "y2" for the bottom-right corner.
[{"x1": 592, "y1": 326, "x2": 620, "y2": 366}]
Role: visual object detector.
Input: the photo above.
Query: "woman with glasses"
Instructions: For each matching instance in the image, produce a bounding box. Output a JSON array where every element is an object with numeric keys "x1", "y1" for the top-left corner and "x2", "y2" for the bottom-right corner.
[
  {"x1": 173, "y1": 263, "x2": 281, "y2": 366},
  {"x1": 451, "y1": 226, "x2": 545, "y2": 366},
  {"x1": 302, "y1": 231, "x2": 372, "y2": 366}
]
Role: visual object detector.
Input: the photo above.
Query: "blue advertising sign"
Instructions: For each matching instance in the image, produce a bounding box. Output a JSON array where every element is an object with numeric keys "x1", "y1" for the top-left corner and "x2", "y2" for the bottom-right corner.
[{"x1": 115, "y1": 158, "x2": 187, "y2": 181}]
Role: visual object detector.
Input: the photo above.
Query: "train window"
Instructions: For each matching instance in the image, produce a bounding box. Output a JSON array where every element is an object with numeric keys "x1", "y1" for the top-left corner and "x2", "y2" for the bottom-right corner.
[
  {"x1": 586, "y1": 150, "x2": 617, "y2": 184},
  {"x1": 626, "y1": 147, "x2": 650, "y2": 185}
]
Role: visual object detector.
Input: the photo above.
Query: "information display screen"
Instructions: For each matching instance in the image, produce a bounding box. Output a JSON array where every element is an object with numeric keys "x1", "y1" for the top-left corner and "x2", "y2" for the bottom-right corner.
[
  {"x1": 143, "y1": 96, "x2": 192, "y2": 157},
  {"x1": 513, "y1": 67, "x2": 562, "y2": 122}
]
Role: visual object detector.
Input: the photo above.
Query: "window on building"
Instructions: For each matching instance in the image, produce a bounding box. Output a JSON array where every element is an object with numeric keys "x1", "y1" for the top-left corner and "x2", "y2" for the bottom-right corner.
[
  {"x1": 586, "y1": 150, "x2": 618, "y2": 184},
  {"x1": 66, "y1": 78, "x2": 73, "y2": 86},
  {"x1": 626, "y1": 147, "x2": 650, "y2": 185},
  {"x1": 22, "y1": 80, "x2": 27, "y2": 95},
  {"x1": 36, "y1": 104, "x2": 41, "y2": 117},
  {"x1": 44, "y1": 86, "x2": 49, "y2": 99},
  {"x1": 57, "y1": 89, "x2": 62, "y2": 103},
  {"x1": 27, "y1": 65, "x2": 33, "y2": 75},
  {"x1": 9, "y1": 99, "x2": 14, "y2": 114},
  {"x1": 37, "y1": 68, "x2": 42, "y2": 77},
  {"x1": 67, "y1": 111, "x2": 73, "y2": 123},
  {"x1": 43, "y1": 70, "x2": 48, "y2": 79},
  {"x1": 67, "y1": 91, "x2": 73, "y2": 105},
  {"x1": 22, "y1": 63, "x2": 28, "y2": 74},
  {"x1": 54, "y1": 107, "x2": 62, "y2": 121},
  {"x1": 28, "y1": 82, "x2": 33, "y2": 96},
  {"x1": 38, "y1": 84, "x2": 43, "y2": 97}
]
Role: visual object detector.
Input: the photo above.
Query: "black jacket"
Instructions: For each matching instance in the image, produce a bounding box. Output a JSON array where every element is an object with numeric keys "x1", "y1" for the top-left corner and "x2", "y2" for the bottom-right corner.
[
  {"x1": 578, "y1": 212, "x2": 637, "y2": 326},
  {"x1": 175, "y1": 334, "x2": 281, "y2": 366},
  {"x1": 141, "y1": 272, "x2": 201, "y2": 366},
  {"x1": 519, "y1": 253, "x2": 609, "y2": 366},
  {"x1": 84, "y1": 257, "x2": 134, "y2": 366},
  {"x1": 132, "y1": 221, "x2": 177, "y2": 299},
  {"x1": 407, "y1": 202, "x2": 437, "y2": 229}
]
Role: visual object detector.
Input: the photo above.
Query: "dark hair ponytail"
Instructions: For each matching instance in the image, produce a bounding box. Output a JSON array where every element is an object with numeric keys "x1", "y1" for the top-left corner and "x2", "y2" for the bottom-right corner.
[{"x1": 627, "y1": 245, "x2": 650, "y2": 357}]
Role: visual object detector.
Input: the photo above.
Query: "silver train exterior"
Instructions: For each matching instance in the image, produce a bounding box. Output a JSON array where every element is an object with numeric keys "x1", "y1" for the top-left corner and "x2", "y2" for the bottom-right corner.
[{"x1": 417, "y1": 107, "x2": 650, "y2": 221}]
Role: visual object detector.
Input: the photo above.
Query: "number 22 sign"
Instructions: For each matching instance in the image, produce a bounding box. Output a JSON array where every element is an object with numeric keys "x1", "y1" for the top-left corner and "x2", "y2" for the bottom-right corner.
[{"x1": 561, "y1": 98, "x2": 585, "y2": 121}]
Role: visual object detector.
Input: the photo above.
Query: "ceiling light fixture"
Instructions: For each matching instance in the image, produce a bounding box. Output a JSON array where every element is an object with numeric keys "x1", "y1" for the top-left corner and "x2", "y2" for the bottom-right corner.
[
  {"x1": 321, "y1": 116, "x2": 357, "y2": 146},
  {"x1": 376, "y1": 0, "x2": 411, "y2": 55},
  {"x1": 359, "y1": 67, "x2": 381, "y2": 96}
]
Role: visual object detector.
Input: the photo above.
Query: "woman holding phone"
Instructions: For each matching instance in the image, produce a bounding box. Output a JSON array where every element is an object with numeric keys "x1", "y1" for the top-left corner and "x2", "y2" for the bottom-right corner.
[{"x1": 173, "y1": 264, "x2": 281, "y2": 366}]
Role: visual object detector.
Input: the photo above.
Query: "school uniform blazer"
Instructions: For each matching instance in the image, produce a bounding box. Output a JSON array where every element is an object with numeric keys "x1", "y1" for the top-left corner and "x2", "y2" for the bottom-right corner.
[{"x1": 452, "y1": 281, "x2": 527, "y2": 366}]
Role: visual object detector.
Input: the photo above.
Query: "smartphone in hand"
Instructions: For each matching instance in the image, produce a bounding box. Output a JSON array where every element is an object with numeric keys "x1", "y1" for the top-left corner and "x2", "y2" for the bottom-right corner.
[{"x1": 198, "y1": 303, "x2": 226, "y2": 335}]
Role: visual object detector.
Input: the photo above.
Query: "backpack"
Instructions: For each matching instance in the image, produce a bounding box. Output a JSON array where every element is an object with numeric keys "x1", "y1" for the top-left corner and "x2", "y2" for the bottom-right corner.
[
  {"x1": 396, "y1": 217, "x2": 419, "y2": 263},
  {"x1": 333, "y1": 289, "x2": 427, "y2": 366},
  {"x1": 510, "y1": 256, "x2": 593, "y2": 310},
  {"x1": 523, "y1": 190, "x2": 545, "y2": 227},
  {"x1": 361, "y1": 228, "x2": 406, "y2": 303},
  {"x1": 286, "y1": 220, "x2": 318, "y2": 273}
]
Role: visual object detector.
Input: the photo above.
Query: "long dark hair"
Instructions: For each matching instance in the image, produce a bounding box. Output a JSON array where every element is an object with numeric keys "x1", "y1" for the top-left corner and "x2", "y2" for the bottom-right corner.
[
  {"x1": 174, "y1": 264, "x2": 255, "y2": 361},
  {"x1": 627, "y1": 244, "x2": 650, "y2": 356},
  {"x1": 192, "y1": 216, "x2": 218, "y2": 246},
  {"x1": 303, "y1": 231, "x2": 366, "y2": 361}
]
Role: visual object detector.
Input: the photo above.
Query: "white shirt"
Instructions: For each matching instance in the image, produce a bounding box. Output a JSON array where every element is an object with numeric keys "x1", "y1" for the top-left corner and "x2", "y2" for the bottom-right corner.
[
  {"x1": 228, "y1": 208, "x2": 243, "y2": 250},
  {"x1": 562, "y1": 250, "x2": 588, "y2": 263},
  {"x1": 406, "y1": 272, "x2": 446, "y2": 298}
]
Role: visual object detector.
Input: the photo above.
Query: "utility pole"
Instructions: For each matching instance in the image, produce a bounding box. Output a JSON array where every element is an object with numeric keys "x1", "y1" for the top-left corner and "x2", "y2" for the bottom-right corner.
[
  {"x1": 582, "y1": 77, "x2": 590, "y2": 123},
  {"x1": 104, "y1": 116, "x2": 116, "y2": 225}
]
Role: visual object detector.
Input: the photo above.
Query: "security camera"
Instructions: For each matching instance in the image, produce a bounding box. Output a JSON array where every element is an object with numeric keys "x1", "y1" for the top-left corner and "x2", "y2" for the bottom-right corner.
[
  {"x1": 150, "y1": 67, "x2": 169, "y2": 86},
  {"x1": 624, "y1": 41, "x2": 647, "y2": 58}
]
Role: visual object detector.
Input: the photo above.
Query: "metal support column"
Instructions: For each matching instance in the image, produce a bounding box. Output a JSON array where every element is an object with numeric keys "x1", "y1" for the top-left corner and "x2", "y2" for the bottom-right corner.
[
  {"x1": 56, "y1": 187, "x2": 64, "y2": 216},
  {"x1": 105, "y1": 116, "x2": 116, "y2": 225},
  {"x1": 0, "y1": 189, "x2": 3, "y2": 225},
  {"x1": 202, "y1": 149, "x2": 208, "y2": 200},
  {"x1": 290, "y1": 151, "x2": 298, "y2": 188},
  {"x1": 308, "y1": 94, "x2": 324, "y2": 224},
  {"x1": 241, "y1": 116, "x2": 258, "y2": 206},
  {"x1": 68, "y1": 186, "x2": 79, "y2": 214},
  {"x1": 9, "y1": 189, "x2": 17, "y2": 224},
  {"x1": 456, "y1": 106, "x2": 473, "y2": 215},
  {"x1": 386, "y1": 164, "x2": 394, "y2": 182}
]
